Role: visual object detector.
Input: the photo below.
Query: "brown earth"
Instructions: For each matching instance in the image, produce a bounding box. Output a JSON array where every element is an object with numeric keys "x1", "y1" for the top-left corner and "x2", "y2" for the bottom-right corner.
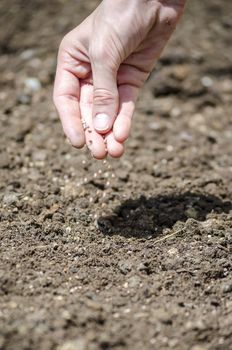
[{"x1": 0, "y1": 1, "x2": 232, "y2": 349}]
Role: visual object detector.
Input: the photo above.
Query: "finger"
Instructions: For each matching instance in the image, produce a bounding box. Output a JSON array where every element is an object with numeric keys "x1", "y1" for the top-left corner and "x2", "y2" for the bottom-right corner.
[
  {"x1": 106, "y1": 131, "x2": 124, "y2": 158},
  {"x1": 53, "y1": 55, "x2": 85, "y2": 148},
  {"x1": 113, "y1": 84, "x2": 139, "y2": 143},
  {"x1": 91, "y1": 58, "x2": 119, "y2": 134},
  {"x1": 80, "y1": 82, "x2": 107, "y2": 159}
]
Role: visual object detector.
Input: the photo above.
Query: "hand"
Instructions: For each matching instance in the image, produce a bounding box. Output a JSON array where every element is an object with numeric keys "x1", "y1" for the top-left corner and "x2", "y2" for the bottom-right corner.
[{"x1": 53, "y1": 0, "x2": 185, "y2": 159}]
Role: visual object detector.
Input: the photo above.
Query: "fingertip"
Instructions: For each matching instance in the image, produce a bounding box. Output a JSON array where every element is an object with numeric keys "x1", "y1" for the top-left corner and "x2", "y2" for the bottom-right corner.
[
  {"x1": 109, "y1": 145, "x2": 124, "y2": 158},
  {"x1": 91, "y1": 148, "x2": 108, "y2": 160},
  {"x1": 113, "y1": 116, "x2": 131, "y2": 143},
  {"x1": 64, "y1": 129, "x2": 85, "y2": 149},
  {"x1": 106, "y1": 133, "x2": 124, "y2": 158}
]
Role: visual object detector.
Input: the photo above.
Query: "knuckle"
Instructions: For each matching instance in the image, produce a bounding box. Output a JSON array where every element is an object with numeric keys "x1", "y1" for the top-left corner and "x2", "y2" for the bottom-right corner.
[
  {"x1": 93, "y1": 88, "x2": 116, "y2": 106},
  {"x1": 89, "y1": 45, "x2": 106, "y2": 62}
]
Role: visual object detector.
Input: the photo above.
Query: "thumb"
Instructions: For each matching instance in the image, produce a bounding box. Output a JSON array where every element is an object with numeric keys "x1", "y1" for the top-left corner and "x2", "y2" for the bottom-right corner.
[{"x1": 91, "y1": 62, "x2": 119, "y2": 134}]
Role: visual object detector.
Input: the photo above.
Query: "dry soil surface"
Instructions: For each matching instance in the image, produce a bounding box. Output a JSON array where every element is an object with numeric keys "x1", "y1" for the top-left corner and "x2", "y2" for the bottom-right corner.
[{"x1": 0, "y1": 1, "x2": 232, "y2": 350}]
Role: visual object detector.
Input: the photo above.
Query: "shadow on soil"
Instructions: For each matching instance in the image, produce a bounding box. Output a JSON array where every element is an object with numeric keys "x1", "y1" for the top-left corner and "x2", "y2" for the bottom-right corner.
[{"x1": 97, "y1": 192, "x2": 232, "y2": 238}]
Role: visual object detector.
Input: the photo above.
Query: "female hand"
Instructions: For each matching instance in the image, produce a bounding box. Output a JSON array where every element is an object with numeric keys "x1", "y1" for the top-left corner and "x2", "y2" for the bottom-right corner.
[{"x1": 53, "y1": 0, "x2": 185, "y2": 159}]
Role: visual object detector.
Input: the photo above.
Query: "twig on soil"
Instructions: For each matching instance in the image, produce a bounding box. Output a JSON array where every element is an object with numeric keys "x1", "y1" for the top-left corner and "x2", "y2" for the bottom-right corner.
[{"x1": 153, "y1": 229, "x2": 183, "y2": 245}]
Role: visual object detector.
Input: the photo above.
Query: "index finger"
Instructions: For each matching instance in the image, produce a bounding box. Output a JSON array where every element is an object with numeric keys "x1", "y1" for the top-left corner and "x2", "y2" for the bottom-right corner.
[{"x1": 53, "y1": 49, "x2": 85, "y2": 148}]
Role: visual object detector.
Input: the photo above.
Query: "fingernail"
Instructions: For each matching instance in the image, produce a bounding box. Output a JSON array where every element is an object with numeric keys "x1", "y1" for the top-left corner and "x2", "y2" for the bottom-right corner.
[{"x1": 94, "y1": 113, "x2": 111, "y2": 131}]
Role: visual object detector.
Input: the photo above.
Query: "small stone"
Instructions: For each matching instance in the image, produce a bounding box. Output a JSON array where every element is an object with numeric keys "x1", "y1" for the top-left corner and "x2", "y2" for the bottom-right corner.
[
  {"x1": 185, "y1": 207, "x2": 198, "y2": 219},
  {"x1": 85, "y1": 299, "x2": 103, "y2": 311},
  {"x1": 17, "y1": 94, "x2": 31, "y2": 105},
  {"x1": 32, "y1": 150, "x2": 47, "y2": 162},
  {"x1": 222, "y1": 284, "x2": 232, "y2": 293},
  {"x1": 148, "y1": 122, "x2": 162, "y2": 131},
  {"x1": 166, "y1": 145, "x2": 174, "y2": 152},
  {"x1": 167, "y1": 248, "x2": 179, "y2": 256},
  {"x1": 201, "y1": 76, "x2": 213, "y2": 87},
  {"x1": 119, "y1": 261, "x2": 132, "y2": 275},
  {"x1": 179, "y1": 131, "x2": 193, "y2": 142},
  {"x1": 20, "y1": 49, "x2": 35, "y2": 60},
  {"x1": 24, "y1": 77, "x2": 41, "y2": 92},
  {"x1": 127, "y1": 275, "x2": 141, "y2": 289},
  {"x1": 3, "y1": 192, "x2": 18, "y2": 205}
]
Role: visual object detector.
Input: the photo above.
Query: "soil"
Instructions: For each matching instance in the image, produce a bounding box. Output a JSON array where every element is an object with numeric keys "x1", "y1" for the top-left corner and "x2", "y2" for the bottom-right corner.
[{"x1": 0, "y1": 1, "x2": 232, "y2": 350}]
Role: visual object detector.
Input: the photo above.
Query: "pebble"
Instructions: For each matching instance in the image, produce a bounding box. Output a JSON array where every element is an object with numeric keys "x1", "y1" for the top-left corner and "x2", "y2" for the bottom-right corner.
[
  {"x1": 119, "y1": 261, "x2": 132, "y2": 275},
  {"x1": 17, "y1": 94, "x2": 31, "y2": 105},
  {"x1": 167, "y1": 247, "x2": 179, "y2": 256},
  {"x1": 24, "y1": 77, "x2": 41, "y2": 92},
  {"x1": 20, "y1": 49, "x2": 35, "y2": 60},
  {"x1": 127, "y1": 275, "x2": 141, "y2": 289},
  {"x1": 84, "y1": 299, "x2": 103, "y2": 311},
  {"x1": 201, "y1": 76, "x2": 213, "y2": 87},
  {"x1": 179, "y1": 131, "x2": 193, "y2": 142},
  {"x1": 185, "y1": 207, "x2": 198, "y2": 219},
  {"x1": 222, "y1": 283, "x2": 232, "y2": 293},
  {"x1": 3, "y1": 192, "x2": 18, "y2": 205},
  {"x1": 148, "y1": 122, "x2": 162, "y2": 131}
]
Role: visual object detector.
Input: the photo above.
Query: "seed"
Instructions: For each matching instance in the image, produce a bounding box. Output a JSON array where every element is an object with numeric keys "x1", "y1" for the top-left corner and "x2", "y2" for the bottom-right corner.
[
  {"x1": 83, "y1": 177, "x2": 88, "y2": 183},
  {"x1": 98, "y1": 169, "x2": 102, "y2": 174},
  {"x1": 89, "y1": 197, "x2": 93, "y2": 203},
  {"x1": 111, "y1": 173, "x2": 115, "y2": 178},
  {"x1": 106, "y1": 181, "x2": 110, "y2": 187},
  {"x1": 82, "y1": 160, "x2": 86, "y2": 165},
  {"x1": 93, "y1": 173, "x2": 98, "y2": 178}
]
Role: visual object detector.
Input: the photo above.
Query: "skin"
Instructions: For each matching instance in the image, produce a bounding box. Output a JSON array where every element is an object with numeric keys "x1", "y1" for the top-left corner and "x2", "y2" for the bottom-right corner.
[{"x1": 53, "y1": 0, "x2": 186, "y2": 159}]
